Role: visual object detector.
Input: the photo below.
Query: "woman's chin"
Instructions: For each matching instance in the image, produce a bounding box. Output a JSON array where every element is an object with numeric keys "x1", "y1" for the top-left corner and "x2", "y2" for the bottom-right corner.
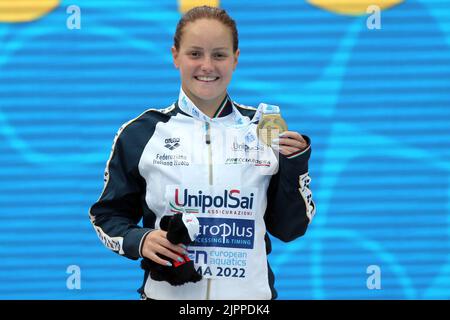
[{"x1": 192, "y1": 90, "x2": 223, "y2": 103}]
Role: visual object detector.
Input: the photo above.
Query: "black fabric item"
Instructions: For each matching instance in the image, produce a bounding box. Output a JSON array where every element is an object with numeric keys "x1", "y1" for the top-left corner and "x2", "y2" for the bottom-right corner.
[{"x1": 140, "y1": 213, "x2": 202, "y2": 286}]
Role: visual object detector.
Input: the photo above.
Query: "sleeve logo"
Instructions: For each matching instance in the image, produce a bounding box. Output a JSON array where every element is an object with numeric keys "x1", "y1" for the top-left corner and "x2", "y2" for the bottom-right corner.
[{"x1": 299, "y1": 172, "x2": 316, "y2": 222}]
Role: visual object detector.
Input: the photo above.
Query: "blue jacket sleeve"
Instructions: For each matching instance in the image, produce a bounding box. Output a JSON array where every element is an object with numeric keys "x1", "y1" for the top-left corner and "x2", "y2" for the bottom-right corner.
[
  {"x1": 89, "y1": 121, "x2": 153, "y2": 260},
  {"x1": 264, "y1": 135, "x2": 316, "y2": 242}
]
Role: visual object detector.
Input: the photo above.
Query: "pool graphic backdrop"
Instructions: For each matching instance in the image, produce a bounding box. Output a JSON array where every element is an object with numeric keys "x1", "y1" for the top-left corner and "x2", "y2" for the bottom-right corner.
[{"x1": 0, "y1": 0, "x2": 449, "y2": 299}]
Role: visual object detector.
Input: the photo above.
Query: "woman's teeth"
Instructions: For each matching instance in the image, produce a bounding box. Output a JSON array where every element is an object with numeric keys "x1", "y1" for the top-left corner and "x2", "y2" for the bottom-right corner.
[{"x1": 195, "y1": 76, "x2": 218, "y2": 82}]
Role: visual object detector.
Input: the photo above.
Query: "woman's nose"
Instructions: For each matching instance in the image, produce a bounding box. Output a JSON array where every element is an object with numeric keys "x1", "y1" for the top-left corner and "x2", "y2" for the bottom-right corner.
[{"x1": 200, "y1": 57, "x2": 214, "y2": 72}]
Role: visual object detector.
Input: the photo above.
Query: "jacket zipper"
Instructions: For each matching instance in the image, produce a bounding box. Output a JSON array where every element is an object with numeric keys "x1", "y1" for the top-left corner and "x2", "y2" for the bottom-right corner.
[
  {"x1": 204, "y1": 122, "x2": 213, "y2": 299},
  {"x1": 205, "y1": 122, "x2": 213, "y2": 185}
]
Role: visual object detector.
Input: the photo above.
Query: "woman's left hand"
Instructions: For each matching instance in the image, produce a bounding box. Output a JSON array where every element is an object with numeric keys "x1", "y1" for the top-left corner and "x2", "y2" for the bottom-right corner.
[{"x1": 271, "y1": 131, "x2": 308, "y2": 156}]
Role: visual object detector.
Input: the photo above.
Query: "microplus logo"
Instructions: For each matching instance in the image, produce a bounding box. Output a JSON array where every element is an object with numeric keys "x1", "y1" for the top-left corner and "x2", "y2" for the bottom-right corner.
[
  {"x1": 174, "y1": 188, "x2": 254, "y2": 213},
  {"x1": 192, "y1": 217, "x2": 255, "y2": 249}
]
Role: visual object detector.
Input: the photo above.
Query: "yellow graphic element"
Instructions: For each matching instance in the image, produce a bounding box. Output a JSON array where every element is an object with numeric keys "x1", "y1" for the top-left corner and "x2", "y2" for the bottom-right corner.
[
  {"x1": 178, "y1": 0, "x2": 220, "y2": 14},
  {"x1": 0, "y1": 0, "x2": 59, "y2": 23},
  {"x1": 307, "y1": 0, "x2": 403, "y2": 16}
]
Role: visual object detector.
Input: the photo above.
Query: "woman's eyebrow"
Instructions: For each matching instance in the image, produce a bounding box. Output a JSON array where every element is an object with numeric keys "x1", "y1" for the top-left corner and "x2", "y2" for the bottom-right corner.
[{"x1": 187, "y1": 46, "x2": 229, "y2": 51}]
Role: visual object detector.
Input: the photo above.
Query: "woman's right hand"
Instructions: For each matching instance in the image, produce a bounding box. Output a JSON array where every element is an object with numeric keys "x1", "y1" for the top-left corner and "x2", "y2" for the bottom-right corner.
[{"x1": 141, "y1": 229, "x2": 188, "y2": 266}]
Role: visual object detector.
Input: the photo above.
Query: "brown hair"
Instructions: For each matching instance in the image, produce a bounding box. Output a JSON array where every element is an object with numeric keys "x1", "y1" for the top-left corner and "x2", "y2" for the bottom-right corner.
[{"x1": 174, "y1": 5, "x2": 239, "y2": 52}]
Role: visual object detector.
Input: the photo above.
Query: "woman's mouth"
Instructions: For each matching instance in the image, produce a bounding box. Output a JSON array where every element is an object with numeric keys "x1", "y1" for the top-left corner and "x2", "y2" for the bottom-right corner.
[{"x1": 194, "y1": 76, "x2": 219, "y2": 82}]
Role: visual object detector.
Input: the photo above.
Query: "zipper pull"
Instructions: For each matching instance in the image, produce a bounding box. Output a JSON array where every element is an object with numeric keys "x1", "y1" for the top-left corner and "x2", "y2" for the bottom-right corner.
[{"x1": 204, "y1": 122, "x2": 211, "y2": 144}]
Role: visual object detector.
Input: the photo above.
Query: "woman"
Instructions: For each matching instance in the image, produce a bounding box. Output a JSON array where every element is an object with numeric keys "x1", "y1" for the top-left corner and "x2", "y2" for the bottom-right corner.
[{"x1": 89, "y1": 5, "x2": 315, "y2": 300}]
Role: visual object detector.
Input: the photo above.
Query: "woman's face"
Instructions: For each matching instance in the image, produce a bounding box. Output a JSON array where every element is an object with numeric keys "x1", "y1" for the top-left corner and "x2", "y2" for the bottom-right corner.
[{"x1": 172, "y1": 18, "x2": 239, "y2": 110}]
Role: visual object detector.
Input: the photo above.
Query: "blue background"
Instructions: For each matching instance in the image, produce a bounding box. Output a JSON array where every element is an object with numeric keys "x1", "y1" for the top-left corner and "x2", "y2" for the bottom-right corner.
[{"x1": 0, "y1": 0, "x2": 449, "y2": 299}]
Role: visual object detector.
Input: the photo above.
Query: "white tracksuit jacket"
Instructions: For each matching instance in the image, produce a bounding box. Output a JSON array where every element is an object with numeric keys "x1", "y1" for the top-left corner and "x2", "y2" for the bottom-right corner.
[{"x1": 89, "y1": 89, "x2": 315, "y2": 300}]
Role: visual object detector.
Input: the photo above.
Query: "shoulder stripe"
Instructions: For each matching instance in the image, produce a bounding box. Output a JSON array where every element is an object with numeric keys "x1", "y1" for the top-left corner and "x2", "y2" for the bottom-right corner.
[
  {"x1": 89, "y1": 104, "x2": 175, "y2": 223},
  {"x1": 146, "y1": 104, "x2": 176, "y2": 114},
  {"x1": 233, "y1": 102, "x2": 257, "y2": 111}
]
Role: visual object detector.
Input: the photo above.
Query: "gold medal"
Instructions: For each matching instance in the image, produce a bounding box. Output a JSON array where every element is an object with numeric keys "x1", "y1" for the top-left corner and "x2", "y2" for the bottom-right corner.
[{"x1": 257, "y1": 104, "x2": 288, "y2": 146}]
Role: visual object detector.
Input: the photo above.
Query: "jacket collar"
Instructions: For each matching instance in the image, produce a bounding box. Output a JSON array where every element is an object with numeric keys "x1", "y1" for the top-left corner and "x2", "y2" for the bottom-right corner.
[{"x1": 177, "y1": 88, "x2": 237, "y2": 123}]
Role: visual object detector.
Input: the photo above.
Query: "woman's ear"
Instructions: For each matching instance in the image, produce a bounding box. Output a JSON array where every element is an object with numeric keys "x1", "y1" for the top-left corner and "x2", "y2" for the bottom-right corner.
[
  {"x1": 171, "y1": 46, "x2": 180, "y2": 69},
  {"x1": 233, "y1": 49, "x2": 240, "y2": 70}
]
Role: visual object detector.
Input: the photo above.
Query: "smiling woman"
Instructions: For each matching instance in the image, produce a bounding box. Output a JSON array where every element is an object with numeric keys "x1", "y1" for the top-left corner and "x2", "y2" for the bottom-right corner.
[
  {"x1": 89, "y1": 5, "x2": 315, "y2": 300},
  {"x1": 0, "y1": 0, "x2": 59, "y2": 22},
  {"x1": 171, "y1": 17, "x2": 239, "y2": 117}
]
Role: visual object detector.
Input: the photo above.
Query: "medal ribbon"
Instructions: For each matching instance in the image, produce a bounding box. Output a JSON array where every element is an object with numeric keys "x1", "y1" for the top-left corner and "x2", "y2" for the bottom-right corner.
[{"x1": 177, "y1": 87, "x2": 263, "y2": 128}]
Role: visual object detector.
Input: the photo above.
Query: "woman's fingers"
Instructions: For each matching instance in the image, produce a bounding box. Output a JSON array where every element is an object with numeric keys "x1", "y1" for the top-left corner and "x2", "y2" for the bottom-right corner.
[
  {"x1": 147, "y1": 251, "x2": 174, "y2": 267},
  {"x1": 272, "y1": 131, "x2": 308, "y2": 155},
  {"x1": 158, "y1": 237, "x2": 188, "y2": 256},
  {"x1": 141, "y1": 229, "x2": 188, "y2": 267},
  {"x1": 154, "y1": 230, "x2": 187, "y2": 255},
  {"x1": 274, "y1": 137, "x2": 306, "y2": 150},
  {"x1": 279, "y1": 145, "x2": 300, "y2": 156},
  {"x1": 154, "y1": 243, "x2": 186, "y2": 263},
  {"x1": 279, "y1": 131, "x2": 303, "y2": 140}
]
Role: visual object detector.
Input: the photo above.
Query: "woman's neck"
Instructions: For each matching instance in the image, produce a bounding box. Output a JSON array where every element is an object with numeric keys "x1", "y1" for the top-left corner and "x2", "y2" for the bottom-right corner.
[{"x1": 185, "y1": 91, "x2": 227, "y2": 119}]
